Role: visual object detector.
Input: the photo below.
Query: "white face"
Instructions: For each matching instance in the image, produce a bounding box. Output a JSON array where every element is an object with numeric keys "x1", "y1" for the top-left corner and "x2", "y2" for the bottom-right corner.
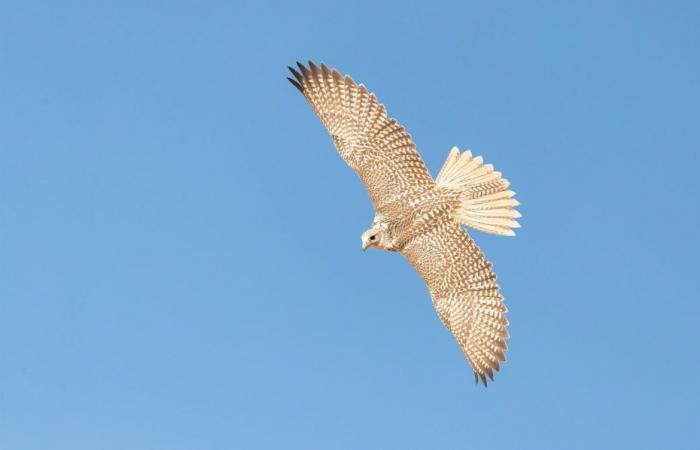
[{"x1": 361, "y1": 225, "x2": 384, "y2": 251}]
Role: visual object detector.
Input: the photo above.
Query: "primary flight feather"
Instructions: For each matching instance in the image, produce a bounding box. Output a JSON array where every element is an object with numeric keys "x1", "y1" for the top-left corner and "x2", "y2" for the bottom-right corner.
[{"x1": 288, "y1": 61, "x2": 520, "y2": 386}]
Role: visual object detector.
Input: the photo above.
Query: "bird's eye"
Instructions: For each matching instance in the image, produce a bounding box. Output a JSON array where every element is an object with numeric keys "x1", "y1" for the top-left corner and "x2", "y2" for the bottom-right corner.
[{"x1": 370, "y1": 235, "x2": 376, "y2": 241}]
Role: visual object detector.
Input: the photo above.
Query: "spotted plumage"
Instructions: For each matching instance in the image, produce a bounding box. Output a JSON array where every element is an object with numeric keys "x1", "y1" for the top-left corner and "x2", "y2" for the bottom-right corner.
[{"x1": 288, "y1": 61, "x2": 520, "y2": 386}]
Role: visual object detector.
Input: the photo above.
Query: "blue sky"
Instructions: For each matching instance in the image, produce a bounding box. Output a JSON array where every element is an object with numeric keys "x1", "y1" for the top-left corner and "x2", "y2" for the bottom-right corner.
[{"x1": 1, "y1": 1, "x2": 699, "y2": 449}]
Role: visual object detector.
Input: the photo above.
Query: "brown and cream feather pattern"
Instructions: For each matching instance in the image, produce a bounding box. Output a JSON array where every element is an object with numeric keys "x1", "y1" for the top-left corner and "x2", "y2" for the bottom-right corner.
[{"x1": 288, "y1": 61, "x2": 519, "y2": 386}]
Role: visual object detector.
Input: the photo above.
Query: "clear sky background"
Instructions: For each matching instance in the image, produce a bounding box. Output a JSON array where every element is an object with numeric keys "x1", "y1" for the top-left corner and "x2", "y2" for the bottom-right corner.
[{"x1": 1, "y1": 1, "x2": 699, "y2": 449}]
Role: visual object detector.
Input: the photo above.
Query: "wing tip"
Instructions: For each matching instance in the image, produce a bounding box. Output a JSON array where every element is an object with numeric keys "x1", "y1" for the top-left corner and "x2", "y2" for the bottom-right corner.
[
  {"x1": 288, "y1": 60, "x2": 337, "y2": 90},
  {"x1": 474, "y1": 367, "x2": 499, "y2": 387},
  {"x1": 288, "y1": 65, "x2": 304, "y2": 83},
  {"x1": 296, "y1": 61, "x2": 310, "y2": 77},
  {"x1": 286, "y1": 77, "x2": 303, "y2": 92},
  {"x1": 308, "y1": 60, "x2": 320, "y2": 76}
]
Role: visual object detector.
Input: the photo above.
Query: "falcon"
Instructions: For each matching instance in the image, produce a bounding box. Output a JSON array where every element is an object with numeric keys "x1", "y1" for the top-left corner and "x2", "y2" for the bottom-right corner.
[{"x1": 288, "y1": 61, "x2": 521, "y2": 386}]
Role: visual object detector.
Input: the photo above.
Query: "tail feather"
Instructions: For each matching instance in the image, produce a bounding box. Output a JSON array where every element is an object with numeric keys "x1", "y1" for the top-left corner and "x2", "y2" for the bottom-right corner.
[{"x1": 436, "y1": 146, "x2": 521, "y2": 236}]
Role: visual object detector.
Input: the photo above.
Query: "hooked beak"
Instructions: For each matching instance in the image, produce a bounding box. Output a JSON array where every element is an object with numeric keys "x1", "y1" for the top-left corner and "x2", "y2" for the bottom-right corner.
[{"x1": 362, "y1": 240, "x2": 370, "y2": 251}]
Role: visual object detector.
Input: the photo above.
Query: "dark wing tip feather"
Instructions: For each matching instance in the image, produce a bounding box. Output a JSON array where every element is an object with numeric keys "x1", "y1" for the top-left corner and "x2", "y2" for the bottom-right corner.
[
  {"x1": 288, "y1": 66, "x2": 304, "y2": 84},
  {"x1": 289, "y1": 60, "x2": 339, "y2": 90},
  {"x1": 474, "y1": 366, "x2": 500, "y2": 387},
  {"x1": 308, "y1": 60, "x2": 320, "y2": 76},
  {"x1": 297, "y1": 61, "x2": 311, "y2": 77},
  {"x1": 287, "y1": 77, "x2": 303, "y2": 92}
]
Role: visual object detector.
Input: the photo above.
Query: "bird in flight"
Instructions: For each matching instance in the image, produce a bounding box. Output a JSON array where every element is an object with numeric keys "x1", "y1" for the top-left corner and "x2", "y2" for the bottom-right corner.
[{"x1": 287, "y1": 61, "x2": 521, "y2": 386}]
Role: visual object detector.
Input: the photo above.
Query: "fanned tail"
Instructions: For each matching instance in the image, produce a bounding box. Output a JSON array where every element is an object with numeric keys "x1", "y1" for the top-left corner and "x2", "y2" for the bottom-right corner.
[{"x1": 436, "y1": 146, "x2": 521, "y2": 236}]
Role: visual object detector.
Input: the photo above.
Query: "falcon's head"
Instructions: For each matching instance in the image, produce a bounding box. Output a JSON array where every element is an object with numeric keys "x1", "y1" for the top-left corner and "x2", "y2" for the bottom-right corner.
[{"x1": 361, "y1": 223, "x2": 391, "y2": 251}]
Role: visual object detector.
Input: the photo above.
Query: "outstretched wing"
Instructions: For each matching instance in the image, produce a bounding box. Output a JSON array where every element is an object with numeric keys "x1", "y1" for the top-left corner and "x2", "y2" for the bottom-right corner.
[
  {"x1": 402, "y1": 218, "x2": 509, "y2": 386},
  {"x1": 288, "y1": 61, "x2": 435, "y2": 209}
]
